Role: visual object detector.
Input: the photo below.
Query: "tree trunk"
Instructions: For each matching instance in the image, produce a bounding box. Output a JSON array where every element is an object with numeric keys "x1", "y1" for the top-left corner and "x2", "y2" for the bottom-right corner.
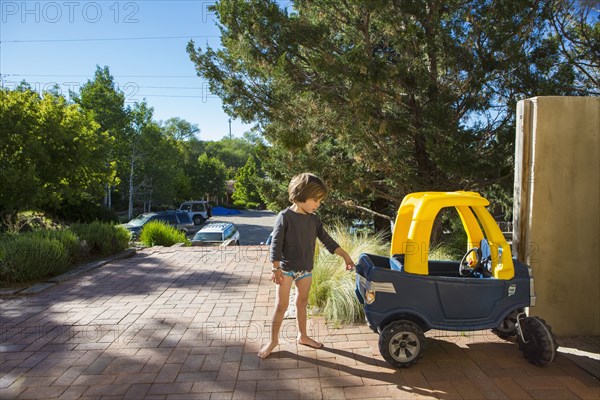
[
  {"x1": 104, "y1": 184, "x2": 112, "y2": 209},
  {"x1": 128, "y1": 150, "x2": 135, "y2": 220},
  {"x1": 148, "y1": 185, "x2": 153, "y2": 212},
  {"x1": 371, "y1": 197, "x2": 392, "y2": 239}
]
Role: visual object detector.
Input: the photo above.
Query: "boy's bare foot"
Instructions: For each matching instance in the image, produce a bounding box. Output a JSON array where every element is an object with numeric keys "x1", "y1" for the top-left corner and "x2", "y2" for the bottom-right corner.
[
  {"x1": 297, "y1": 336, "x2": 323, "y2": 349},
  {"x1": 258, "y1": 340, "x2": 279, "y2": 358}
]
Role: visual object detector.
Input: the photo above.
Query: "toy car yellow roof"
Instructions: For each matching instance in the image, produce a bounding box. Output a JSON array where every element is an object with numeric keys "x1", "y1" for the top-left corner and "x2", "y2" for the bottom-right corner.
[{"x1": 390, "y1": 191, "x2": 514, "y2": 279}]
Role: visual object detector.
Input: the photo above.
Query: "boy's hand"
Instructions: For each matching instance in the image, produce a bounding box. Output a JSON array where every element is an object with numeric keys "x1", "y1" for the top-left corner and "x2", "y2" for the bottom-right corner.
[
  {"x1": 344, "y1": 256, "x2": 356, "y2": 271},
  {"x1": 271, "y1": 269, "x2": 283, "y2": 284},
  {"x1": 335, "y1": 248, "x2": 355, "y2": 271}
]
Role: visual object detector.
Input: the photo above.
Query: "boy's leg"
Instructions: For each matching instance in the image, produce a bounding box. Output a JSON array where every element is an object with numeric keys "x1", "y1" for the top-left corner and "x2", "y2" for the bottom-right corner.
[
  {"x1": 294, "y1": 276, "x2": 322, "y2": 349},
  {"x1": 258, "y1": 274, "x2": 293, "y2": 358}
]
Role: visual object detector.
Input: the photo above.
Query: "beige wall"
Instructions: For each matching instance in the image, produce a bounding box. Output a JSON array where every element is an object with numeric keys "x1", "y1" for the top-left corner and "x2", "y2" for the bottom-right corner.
[{"x1": 513, "y1": 96, "x2": 600, "y2": 336}]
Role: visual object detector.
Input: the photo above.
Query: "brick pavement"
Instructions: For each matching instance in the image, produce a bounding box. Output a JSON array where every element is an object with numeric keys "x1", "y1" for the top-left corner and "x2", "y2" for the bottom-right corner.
[{"x1": 1, "y1": 246, "x2": 598, "y2": 399}]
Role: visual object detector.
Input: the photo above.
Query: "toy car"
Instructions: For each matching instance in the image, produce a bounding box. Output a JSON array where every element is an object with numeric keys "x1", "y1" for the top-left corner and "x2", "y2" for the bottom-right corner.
[{"x1": 355, "y1": 191, "x2": 557, "y2": 368}]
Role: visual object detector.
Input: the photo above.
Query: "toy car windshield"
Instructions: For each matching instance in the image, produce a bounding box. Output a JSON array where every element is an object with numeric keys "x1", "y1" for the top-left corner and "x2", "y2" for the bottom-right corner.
[{"x1": 390, "y1": 191, "x2": 513, "y2": 279}]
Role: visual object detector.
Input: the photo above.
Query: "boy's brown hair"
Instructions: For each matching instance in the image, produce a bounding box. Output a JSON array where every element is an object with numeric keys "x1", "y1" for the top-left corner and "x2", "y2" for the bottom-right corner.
[{"x1": 288, "y1": 173, "x2": 328, "y2": 203}]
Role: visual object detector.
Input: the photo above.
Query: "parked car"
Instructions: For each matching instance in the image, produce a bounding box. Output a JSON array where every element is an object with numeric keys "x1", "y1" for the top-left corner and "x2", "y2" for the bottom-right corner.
[
  {"x1": 191, "y1": 222, "x2": 240, "y2": 245},
  {"x1": 121, "y1": 211, "x2": 195, "y2": 238},
  {"x1": 178, "y1": 201, "x2": 212, "y2": 225}
]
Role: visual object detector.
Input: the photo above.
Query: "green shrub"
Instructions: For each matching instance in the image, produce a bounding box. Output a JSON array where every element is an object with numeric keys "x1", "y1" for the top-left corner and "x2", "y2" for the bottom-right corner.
[
  {"x1": 0, "y1": 232, "x2": 18, "y2": 244},
  {"x1": 0, "y1": 236, "x2": 69, "y2": 283},
  {"x1": 26, "y1": 229, "x2": 81, "y2": 264},
  {"x1": 139, "y1": 221, "x2": 188, "y2": 247},
  {"x1": 71, "y1": 222, "x2": 130, "y2": 256},
  {"x1": 266, "y1": 202, "x2": 280, "y2": 213},
  {"x1": 55, "y1": 199, "x2": 118, "y2": 223},
  {"x1": 1, "y1": 210, "x2": 61, "y2": 233},
  {"x1": 309, "y1": 222, "x2": 388, "y2": 325},
  {"x1": 231, "y1": 200, "x2": 246, "y2": 209}
]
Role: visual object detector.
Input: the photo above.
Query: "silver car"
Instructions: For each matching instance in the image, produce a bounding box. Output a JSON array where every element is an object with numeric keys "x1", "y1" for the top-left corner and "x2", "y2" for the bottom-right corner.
[{"x1": 191, "y1": 222, "x2": 240, "y2": 245}]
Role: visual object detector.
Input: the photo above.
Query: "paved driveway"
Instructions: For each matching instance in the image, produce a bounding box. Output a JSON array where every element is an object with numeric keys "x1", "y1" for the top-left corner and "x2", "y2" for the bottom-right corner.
[{"x1": 1, "y1": 247, "x2": 598, "y2": 399}]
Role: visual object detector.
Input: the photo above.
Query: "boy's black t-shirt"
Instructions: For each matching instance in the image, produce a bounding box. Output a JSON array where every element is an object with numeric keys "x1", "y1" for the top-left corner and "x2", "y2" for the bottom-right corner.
[{"x1": 269, "y1": 207, "x2": 339, "y2": 272}]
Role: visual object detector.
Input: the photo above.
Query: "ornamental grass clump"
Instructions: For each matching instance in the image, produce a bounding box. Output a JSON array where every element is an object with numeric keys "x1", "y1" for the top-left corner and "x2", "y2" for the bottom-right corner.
[
  {"x1": 429, "y1": 242, "x2": 464, "y2": 261},
  {"x1": 71, "y1": 221, "x2": 130, "y2": 256},
  {"x1": 139, "y1": 221, "x2": 188, "y2": 247},
  {"x1": 28, "y1": 229, "x2": 80, "y2": 264},
  {"x1": 309, "y1": 222, "x2": 388, "y2": 325},
  {"x1": 0, "y1": 236, "x2": 68, "y2": 283}
]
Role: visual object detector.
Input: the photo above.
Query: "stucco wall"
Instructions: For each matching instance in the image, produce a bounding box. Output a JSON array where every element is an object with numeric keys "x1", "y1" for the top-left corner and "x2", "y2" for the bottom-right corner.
[{"x1": 513, "y1": 96, "x2": 600, "y2": 336}]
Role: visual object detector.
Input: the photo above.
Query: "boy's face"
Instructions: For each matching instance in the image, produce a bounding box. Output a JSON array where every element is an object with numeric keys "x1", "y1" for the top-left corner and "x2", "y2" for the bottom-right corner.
[{"x1": 296, "y1": 197, "x2": 322, "y2": 214}]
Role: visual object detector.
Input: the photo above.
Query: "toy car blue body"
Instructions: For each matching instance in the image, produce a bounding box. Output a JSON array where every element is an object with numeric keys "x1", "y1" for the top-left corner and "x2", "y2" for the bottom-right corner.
[{"x1": 355, "y1": 253, "x2": 532, "y2": 332}]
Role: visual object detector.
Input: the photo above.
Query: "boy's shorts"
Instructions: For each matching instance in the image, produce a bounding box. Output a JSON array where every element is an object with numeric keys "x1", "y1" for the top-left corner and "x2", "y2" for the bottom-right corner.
[{"x1": 282, "y1": 270, "x2": 312, "y2": 281}]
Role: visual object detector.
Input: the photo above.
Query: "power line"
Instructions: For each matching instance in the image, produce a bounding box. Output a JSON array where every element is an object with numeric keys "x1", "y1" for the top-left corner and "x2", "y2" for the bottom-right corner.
[
  {"x1": 137, "y1": 86, "x2": 206, "y2": 89},
  {"x1": 1, "y1": 74, "x2": 198, "y2": 78},
  {"x1": 137, "y1": 94, "x2": 211, "y2": 98},
  {"x1": 1, "y1": 36, "x2": 217, "y2": 43}
]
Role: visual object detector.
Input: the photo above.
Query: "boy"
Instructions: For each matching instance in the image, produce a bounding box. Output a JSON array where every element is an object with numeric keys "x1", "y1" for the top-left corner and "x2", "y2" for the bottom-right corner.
[{"x1": 258, "y1": 173, "x2": 355, "y2": 358}]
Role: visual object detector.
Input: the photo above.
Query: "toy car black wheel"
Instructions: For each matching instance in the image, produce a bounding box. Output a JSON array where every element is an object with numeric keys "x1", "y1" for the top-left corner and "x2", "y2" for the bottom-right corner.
[
  {"x1": 492, "y1": 308, "x2": 523, "y2": 340},
  {"x1": 193, "y1": 215, "x2": 205, "y2": 225},
  {"x1": 517, "y1": 316, "x2": 558, "y2": 367},
  {"x1": 379, "y1": 320, "x2": 425, "y2": 368}
]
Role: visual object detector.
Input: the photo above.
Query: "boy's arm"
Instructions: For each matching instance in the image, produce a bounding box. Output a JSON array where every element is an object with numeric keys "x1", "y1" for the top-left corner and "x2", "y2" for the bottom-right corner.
[
  {"x1": 316, "y1": 218, "x2": 339, "y2": 253},
  {"x1": 316, "y1": 217, "x2": 354, "y2": 270},
  {"x1": 335, "y1": 247, "x2": 355, "y2": 270},
  {"x1": 269, "y1": 213, "x2": 285, "y2": 284},
  {"x1": 269, "y1": 213, "x2": 285, "y2": 264}
]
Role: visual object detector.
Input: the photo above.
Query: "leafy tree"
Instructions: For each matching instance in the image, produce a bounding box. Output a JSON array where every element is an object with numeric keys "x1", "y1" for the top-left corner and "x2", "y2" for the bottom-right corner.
[
  {"x1": 548, "y1": 0, "x2": 599, "y2": 95},
  {"x1": 161, "y1": 117, "x2": 200, "y2": 141},
  {"x1": 188, "y1": 0, "x2": 596, "y2": 230},
  {"x1": 72, "y1": 66, "x2": 129, "y2": 208},
  {"x1": 193, "y1": 153, "x2": 227, "y2": 202},
  {"x1": 138, "y1": 128, "x2": 183, "y2": 209},
  {"x1": 126, "y1": 101, "x2": 153, "y2": 217},
  {"x1": 176, "y1": 138, "x2": 207, "y2": 200},
  {"x1": 205, "y1": 137, "x2": 255, "y2": 173},
  {"x1": 126, "y1": 102, "x2": 185, "y2": 216},
  {"x1": 232, "y1": 157, "x2": 263, "y2": 206},
  {"x1": 0, "y1": 88, "x2": 113, "y2": 215}
]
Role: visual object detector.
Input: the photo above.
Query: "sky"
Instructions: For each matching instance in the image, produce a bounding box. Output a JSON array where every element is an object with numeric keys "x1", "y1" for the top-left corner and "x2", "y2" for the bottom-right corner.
[{"x1": 0, "y1": 0, "x2": 258, "y2": 141}]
